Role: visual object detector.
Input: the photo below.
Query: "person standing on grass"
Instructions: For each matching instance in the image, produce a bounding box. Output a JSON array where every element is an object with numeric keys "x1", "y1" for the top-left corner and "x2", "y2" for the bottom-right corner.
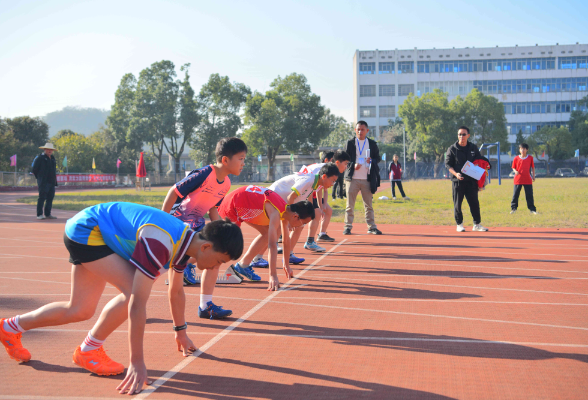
[
  {"x1": 445, "y1": 126, "x2": 490, "y2": 232},
  {"x1": 32, "y1": 142, "x2": 58, "y2": 220},
  {"x1": 510, "y1": 143, "x2": 537, "y2": 215},
  {"x1": 161, "y1": 137, "x2": 247, "y2": 320},
  {"x1": 343, "y1": 121, "x2": 382, "y2": 235},
  {"x1": 388, "y1": 154, "x2": 409, "y2": 200}
]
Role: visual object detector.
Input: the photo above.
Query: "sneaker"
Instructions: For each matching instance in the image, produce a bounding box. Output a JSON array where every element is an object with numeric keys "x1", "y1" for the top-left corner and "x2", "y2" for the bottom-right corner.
[
  {"x1": 304, "y1": 241, "x2": 326, "y2": 252},
  {"x1": 343, "y1": 227, "x2": 351, "y2": 235},
  {"x1": 472, "y1": 224, "x2": 489, "y2": 232},
  {"x1": 198, "y1": 301, "x2": 232, "y2": 319},
  {"x1": 289, "y1": 254, "x2": 305, "y2": 264},
  {"x1": 317, "y1": 233, "x2": 335, "y2": 242},
  {"x1": 530, "y1": 211, "x2": 538, "y2": 215},
  {"x1": 456, "y1": 224, "x2": 466, "y2": 232},
  {"x1": 277, "y1": 247, "x2": 283, "y2": 254},
  {"x1": 367, "y1": 228, "x2": 382, "y2": 235},
  {"x1": 249, "y1": 258, "x2": 269, "y2": 268},
  {"x1": 183, "y1": 263, "x2": 198, "y2": 285},
  {"x1": 72, "y1": 346, "x2": 124, "y2": 376},
  {"x1": 510, "y1": 209, "x2": 517, "y2": 214},
  {"x1": 0, "y1": 319, "x2": 31, "y2": 362},
  {"x1": 392, "y1": 197, "x2": 396, "y2": 200},
  {"x1": 45, "y1": 215, "x2": 57, "y2": 219},
  {"x1": 232, "y1": 263, "x2": 261, "y2": 281},
  {"x1": 36, "y1": 215, "x2": 45, "y2": 220},
  {"x1": 278, "y1": 235, "x2": 282, "y2": 243},
  {"x1": 404, "y1": 197, "x2": 410, "y2": 200}
]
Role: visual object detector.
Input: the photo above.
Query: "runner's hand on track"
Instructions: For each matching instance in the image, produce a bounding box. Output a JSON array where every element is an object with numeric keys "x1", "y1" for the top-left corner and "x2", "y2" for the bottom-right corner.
[
  {"x1": 175, "y1": 331, "x2": 196, "y2": 357},
  {"x1": 268, "y1": 274, "x2": 281, "y2": 291},
  {"x1": 283, "y1": 263, "x2": 293, "y2": 280},
  {"x1": 117, "y1": 361, "x2": 151, "y2": 395}
]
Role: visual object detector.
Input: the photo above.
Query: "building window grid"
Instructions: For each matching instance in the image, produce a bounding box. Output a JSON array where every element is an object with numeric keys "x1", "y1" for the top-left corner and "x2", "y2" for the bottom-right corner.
[
  {"x1": 417, "y1": 57, "x2": 555, "y2": 73},
  {"x1": 398, "y1": 84, "x2": 415, "y2": 96},
  {"x1": 359, "y1": 106, "x2": 376, "y2": 118},
  {"x1": 503, "y1": 101, "x2": 587, "y2": 115},
  {"x1": 398, "y1": 61, "x2": 414, "y2": 74},
  {"x1": 379, "y1": 62, "x2": 395, "y2": 74},
  {"x1": 379, "y1": 106, "x2": 396, "y2": 118},
  {"x1": 359, "y1": 62, "x2": 376, "y2": 75},
  {"x1": 507, "y1": 121, "x2": 568, "y2": 135},
  {"x1": 379, "y1": 84, "x2": 395, "y2": 96},
  {"x1": 558, "y1": 56, "x2": 588, "y2": 69},
  {"x1": 359, "y1": 85, "x2": 376, "y2": 97}
]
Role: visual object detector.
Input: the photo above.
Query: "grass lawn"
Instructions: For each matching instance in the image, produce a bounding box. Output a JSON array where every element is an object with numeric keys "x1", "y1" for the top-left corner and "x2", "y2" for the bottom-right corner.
[{"x1": 16, "y1": 179, "x2": 588, "y2": 228}]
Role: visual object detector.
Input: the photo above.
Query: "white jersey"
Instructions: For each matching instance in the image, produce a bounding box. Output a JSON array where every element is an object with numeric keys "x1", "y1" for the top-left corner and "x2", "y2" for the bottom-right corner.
[
  {"x1": 269, "y1": 173, "x2": 319, "y2": 203},
  {"x1": 299, "y1": 163, "x2": 324, "y2": 175}
]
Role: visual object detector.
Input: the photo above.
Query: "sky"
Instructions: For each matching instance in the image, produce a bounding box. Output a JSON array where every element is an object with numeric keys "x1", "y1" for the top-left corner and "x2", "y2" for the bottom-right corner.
[{"x1": 1, "y1": 0, "x2": 587, "y2": 123}]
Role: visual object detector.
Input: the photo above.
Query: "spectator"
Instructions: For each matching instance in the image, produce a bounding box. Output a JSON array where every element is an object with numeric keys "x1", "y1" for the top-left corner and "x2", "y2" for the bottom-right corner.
[
  {"x1": 510, "y1": 143, "x2": 537, "y2": 215},
  {"x1": 389, "y1": 154, "x2": 409, "y2": 200},
  {"x1": 343, "y1": 121, "x2": 382, "y2": 235},
  {"x1": 445, "y1": 126, "x2": 490, "y2": 232},
  {"x1": 332, "y1": 169, "x2": 346, "y2": 200},
  {"x1": 32, "y1": 142, "x2": 58, "y2": 220}
]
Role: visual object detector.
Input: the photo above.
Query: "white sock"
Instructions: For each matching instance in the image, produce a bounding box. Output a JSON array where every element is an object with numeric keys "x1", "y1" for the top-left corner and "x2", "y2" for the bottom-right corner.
[
  {"x1": 319, "y1": 232, "x2": 327, "y2": 236},
  {"x1": 80, "y1": 332, "x2": 104, "y2": 352},
  {"x1": 3, "y1": 316, "x2": 25, "y2": 334},
  {"x1": 200, "y1": 294, "x2": 213, "y2": 310},
  {"x1": 252, "y1": 255, "x2": 262, "y2": 262}
]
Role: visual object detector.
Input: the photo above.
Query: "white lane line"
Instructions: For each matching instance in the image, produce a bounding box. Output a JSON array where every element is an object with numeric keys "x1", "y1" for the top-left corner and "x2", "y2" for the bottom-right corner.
[
  {"x1": 311, "y1": 272, "x2": 588, "y2": 280},
  {"x1": 0, "y1": 272, "x2": 70, "y2": 274},
  {"x1": 136, "y1": 239, "x2": 347, "y2": 399},
  {"x1": 0, "y1": 237, "x2": 62, "y2": 244},
  {"x1": 0, "y1": 276, "x2": 71, "y2": 285},
  {"x1": 0, "y1": 396, "x2": 123, "y2": 400},
  {"x1": 279, "y1": 284, "x2": 309, "y2": 292},
  {"x1": 305, "y1": 275, "x2": 588, "y2": 296},
  {"x1": 345, "y1": 237, "x2": 588, "y2": 249},
  {"x1": 329, "y1": 253, "x2": 588, "y2": 263},
  {"x1": 0, "y1": 253, "x2": 69, "y2": 260}
]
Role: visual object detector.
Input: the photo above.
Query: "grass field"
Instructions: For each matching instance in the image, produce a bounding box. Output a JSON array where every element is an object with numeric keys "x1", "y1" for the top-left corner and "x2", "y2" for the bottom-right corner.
[{"x1": 16, "y1": 178, "x2": 588, "y2": 228}]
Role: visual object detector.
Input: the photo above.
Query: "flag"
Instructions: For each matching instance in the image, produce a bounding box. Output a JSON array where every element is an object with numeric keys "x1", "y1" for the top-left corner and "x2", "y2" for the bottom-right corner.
[
  {"x1": 92, "y1": 158, "x2": 96, "y2": 169},
  {"x1": 116, "y1": 159, "x2": 122, "y2": 168},
  {"x1": 290, "y1": 154, "x2": 294, "y2": 162},
  {"x1": 413, "y1": 152, "x2": 417, "y2": 161},
  {"x1": 575, "y1": 149, "x2": 580, "y2": 157},
  {"x1": 382, "y1": 153, "x2": 386, "y2": 161},
  {"x1": 9, "y1": 154, "x2": 16, "y2": 167},
  {"x1": 62, "y1": 155, "x2": 67, "y2": 168},
  {"x1": 541, "y1": 150, "x2": 545, "y2": 158},
  {"x1": 257, "y1": 154, "x2": 262, "y2": 162}
]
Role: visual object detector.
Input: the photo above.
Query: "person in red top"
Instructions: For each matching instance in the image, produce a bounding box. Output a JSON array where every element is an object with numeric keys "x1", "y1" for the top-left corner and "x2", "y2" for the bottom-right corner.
[{"x1": 510, "y1": 143, "x2": 537, "y2": 214}]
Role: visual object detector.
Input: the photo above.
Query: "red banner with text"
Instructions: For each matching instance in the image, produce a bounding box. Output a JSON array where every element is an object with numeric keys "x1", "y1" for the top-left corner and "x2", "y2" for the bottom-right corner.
[{"x1": 56, "y1": 174, "x2": 117, "y2": 183}]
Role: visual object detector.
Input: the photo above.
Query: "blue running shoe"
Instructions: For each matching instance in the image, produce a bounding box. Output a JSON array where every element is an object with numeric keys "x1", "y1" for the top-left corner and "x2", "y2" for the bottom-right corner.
[
  {"x1": 289, "y1": 254, "x2": 305, "y2": 264},
  {"x1": 183, "y1": 263, "x2": 198, "y2": 285},
  {"x1": 303, "y1": 241, "x2": 326, "y2": 252},
  {"x1": 249, "y1": 258, "x2": 269, "y2": 268},
  {"x1": 232, "y1": 263, "x2": 261, "y2": 281},
  {"x1": 198, "y1": 301, "x2": 233, "y2": 319}
]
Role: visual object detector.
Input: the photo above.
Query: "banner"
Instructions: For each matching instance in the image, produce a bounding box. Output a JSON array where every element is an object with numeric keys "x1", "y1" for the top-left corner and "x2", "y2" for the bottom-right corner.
[
  {"x1": 56, "y1": 174, "x2": 116, "y2": 183},
  {"x1": 10, "y1": 154, "x2": 16, "y2": 167}
]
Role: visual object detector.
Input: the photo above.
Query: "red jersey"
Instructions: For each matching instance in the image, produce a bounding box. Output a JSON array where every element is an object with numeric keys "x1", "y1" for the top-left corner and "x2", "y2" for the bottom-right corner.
[
  {"x1": 512, "y1": 155, "x2": 534, "y2": 185},
  {"x1": 218, "y1": 185, "x2": 287, "y2": 227}
]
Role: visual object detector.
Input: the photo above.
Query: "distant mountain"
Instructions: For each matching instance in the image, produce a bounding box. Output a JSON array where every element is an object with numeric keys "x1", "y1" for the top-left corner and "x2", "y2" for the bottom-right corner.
[{"x1": 43, "y1": 106, "x2": 110, "y2": 137}]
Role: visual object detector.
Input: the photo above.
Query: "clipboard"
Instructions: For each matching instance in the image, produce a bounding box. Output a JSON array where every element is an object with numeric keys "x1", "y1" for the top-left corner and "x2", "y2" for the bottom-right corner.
[{"x1": 461, "y1": 161, "x2": 485, "y2": 180}]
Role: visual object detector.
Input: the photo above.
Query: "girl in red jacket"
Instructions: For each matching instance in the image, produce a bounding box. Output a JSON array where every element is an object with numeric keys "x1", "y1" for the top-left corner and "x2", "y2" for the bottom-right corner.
[{"x1": 388, "y1": 154, "x2": 409, "y2": 200}]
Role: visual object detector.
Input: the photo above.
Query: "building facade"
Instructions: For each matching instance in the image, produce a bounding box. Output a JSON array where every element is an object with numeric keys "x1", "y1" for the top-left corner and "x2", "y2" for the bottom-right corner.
[{"x1": 353, "y1": 43, "x2": 588, "y2": 153}]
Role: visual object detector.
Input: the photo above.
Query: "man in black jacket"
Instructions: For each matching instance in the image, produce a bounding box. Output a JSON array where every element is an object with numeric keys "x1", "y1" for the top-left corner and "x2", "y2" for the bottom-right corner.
[
  {"x1": 343, "y1": 121, "x2": 382, "y2": 235},
  {"x1": 445, "y1": 126, "x2": 489, "y2": 232},
  {"x1": 32, "y1": 143, "x2": 58, "y2": 220}
]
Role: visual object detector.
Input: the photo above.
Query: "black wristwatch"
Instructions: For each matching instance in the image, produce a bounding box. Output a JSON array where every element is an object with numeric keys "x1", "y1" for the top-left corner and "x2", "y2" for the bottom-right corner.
[{"x1": 173, "y1": 323, "x2": 187, "y2": 332}]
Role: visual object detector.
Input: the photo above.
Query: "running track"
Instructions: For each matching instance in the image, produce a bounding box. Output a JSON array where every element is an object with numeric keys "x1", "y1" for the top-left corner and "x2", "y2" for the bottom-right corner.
[{"x1": 0, "y1": 191, "x2": 587, "y2": 399}]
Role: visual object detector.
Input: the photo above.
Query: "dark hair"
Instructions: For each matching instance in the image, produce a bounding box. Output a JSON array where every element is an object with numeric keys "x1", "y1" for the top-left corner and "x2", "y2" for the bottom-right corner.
[
  {"x1": 393, "y1": 154, "x2": 398, "y2": 157},
  {"x1": 289, "y1": 201, "x2": 315, "y2": 221},
  {"x1": 215, "y1": 137, "x2": 248, "y2": 163},
  {"x1": 356, "y1": 120, "x2": 368, "y2": 128},
  {"x1": 323, "y1": 151, "x2": 335, "y2": 161},
  {"x1": 458, "y1": 126, "x2": 470, "y2": 134},
  {"x1": 333, "y1": 149, "x2": 351, "y2": 162},
  {"x1": 519, "y1": 143, "x2": 529, "y2": 150},
  {"x1": 319, "y1": 163, "x2": 340, "y2": 178},
  {"x1": 198, "y1": 218, "x2": 244, "y2": 260}
]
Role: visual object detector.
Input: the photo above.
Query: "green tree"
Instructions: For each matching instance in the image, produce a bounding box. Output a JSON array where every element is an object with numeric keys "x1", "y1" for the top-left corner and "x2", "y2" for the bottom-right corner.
[
  {"x1": 189, "y1": 73, "x2": 250, "y2": 166},
  {"x1": 320, "y1": 113, "x2": 355, "y2": 148},
  {"x1": 458, "y1": 89, "x2": 508, "y2": 148},
  {"x1": 569, "y1": 95, "x2": 588, "y2": 156},
  {"x1": 243, "y1": 73, "x2": 330, "y2": 181},
  {"x1": 107, "y1": 73, "x2": 142, "y2": 153},
  {"x1": 515, "y1": 129, "x2": 525, "y2": 146},
  {"x1": 5, "y1": 116, "x2": 50, "y2": 168},
  {"x1": 0, "y1": 119, "x2": 19, "y2": 171},
  {"x1": 53, "y1": 132, "x2": 98, "y2": 173},
  {"x1": 527, "y1": 126, "x2": 574, "y2": 175}
]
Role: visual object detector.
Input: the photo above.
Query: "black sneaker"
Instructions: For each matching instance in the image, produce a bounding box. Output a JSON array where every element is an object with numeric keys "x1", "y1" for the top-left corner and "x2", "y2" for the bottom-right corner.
[
  {"x1": 317, "y1": 233, "x2": 335, "y2": 242},
  {"x1": 278, "y1": 235, "x2": 282, "y2": 243},
  {"x1": 343, "y1": 228, "x2": 351, "y2": 235},
  {"x1": 368, "y1": 228, "x2": 382, "y2": 235}
]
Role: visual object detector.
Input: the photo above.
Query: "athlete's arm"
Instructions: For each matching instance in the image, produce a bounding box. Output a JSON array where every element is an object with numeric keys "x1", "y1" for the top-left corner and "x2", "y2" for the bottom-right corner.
[
  {"x1": 280, "y1": 218, "x2": 293, "y2": 281},
  {"x1": 265, "y1": 204, "x2": 291, "y2": 291},
  {"x1": 162, "y1": 187, "x2": 179, "y2": 213},
  {"x1": 208, "y1": 207, "x2": 220, "y2": 221},
  {"x1": 117, "y1": 270, "x2": 154, "y2": 395},
  {"x1": 168, "y1": 268, "x2": 196, "y2": 356},
  {"x1": 286, "y1": 191, "x2": 298, "y2": 204},
  {"x1": 323, "y1": 187, "x2": 328, "y2": 205}
]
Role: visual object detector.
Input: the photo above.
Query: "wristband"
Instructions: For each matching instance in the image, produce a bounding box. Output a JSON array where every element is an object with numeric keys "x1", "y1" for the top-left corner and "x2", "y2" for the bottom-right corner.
[{"x1": 173, "y1": 323, "x2": 187, "y2": 332}]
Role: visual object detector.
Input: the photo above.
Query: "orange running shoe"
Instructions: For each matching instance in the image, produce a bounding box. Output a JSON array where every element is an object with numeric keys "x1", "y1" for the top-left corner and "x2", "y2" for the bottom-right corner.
[
  {"x1": 0, "y1": 318, "x2": 31, "y2": 362},
  {"x1": 72, "y1": 345, "x2": 125, "y2": 376}
]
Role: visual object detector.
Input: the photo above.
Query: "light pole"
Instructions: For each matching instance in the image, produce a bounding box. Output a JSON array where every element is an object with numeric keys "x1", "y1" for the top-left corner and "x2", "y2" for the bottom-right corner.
[{"x1": 402, "y1": 125, "x2": 406, "y2": 175}]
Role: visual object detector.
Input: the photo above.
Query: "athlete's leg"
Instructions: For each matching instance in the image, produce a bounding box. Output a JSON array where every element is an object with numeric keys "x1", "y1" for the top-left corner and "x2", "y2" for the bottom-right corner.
[
  {"x1": 319, "y1": 203, "x2": 333, "y2": 233},
  {"x1": 289, "y1": 225, "x2": 304, "y2": 253},
  {"x1": 239, "y1": 224, "x2": 269, "y2": 266},
  {"x1": 307, "y1": 207, "x2": 324, "y2": 241}
]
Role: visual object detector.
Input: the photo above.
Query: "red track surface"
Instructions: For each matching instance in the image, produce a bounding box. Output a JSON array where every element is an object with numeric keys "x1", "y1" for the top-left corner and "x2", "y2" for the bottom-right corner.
[{"x1": 1, "y1": 191, "x2": 587, "y2": 399}]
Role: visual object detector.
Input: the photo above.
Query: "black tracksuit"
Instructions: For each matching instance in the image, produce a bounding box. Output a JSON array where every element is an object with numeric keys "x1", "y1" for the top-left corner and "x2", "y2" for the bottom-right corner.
[
  {"x1": 32, "y1": 153, "x2": 57, "y2": 217},
  {"x1": 445, "y1": 141, "x2": 489, "y2": 225}
]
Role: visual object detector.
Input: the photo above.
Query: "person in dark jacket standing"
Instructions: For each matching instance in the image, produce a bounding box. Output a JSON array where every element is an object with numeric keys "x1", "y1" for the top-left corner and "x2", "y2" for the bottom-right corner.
[
  {"x1": 445, "y1": 126, "x2": 489, "y2": 232},
  {"x1": 343, "y1": 121, "x2": 382, "y2": 235},
  {"x1": 32, "y1": 142, "x2": 58, "y2": 220},
  {"x1": 388, "y1": 154, "x2": 409, "y2": 200}
]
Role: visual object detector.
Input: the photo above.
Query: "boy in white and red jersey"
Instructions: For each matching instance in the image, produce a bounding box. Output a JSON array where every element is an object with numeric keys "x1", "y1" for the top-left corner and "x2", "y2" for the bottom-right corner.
[
  {"x1": 161, "y1": 137, "x2": 247, "y2": 320},
  {"x1": 510, "y1": 142, "x2": 538, "y2": 214}
]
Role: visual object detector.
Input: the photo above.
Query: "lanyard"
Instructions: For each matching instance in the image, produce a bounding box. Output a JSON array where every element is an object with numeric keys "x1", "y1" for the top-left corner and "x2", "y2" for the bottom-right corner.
[{"x1": 356, "y1": 139, "x2": 367, "y2": 156}]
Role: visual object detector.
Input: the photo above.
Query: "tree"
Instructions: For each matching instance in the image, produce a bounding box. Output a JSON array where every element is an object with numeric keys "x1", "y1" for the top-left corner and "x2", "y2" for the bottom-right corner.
[
  {"x1": 515, "y1": 129, "x2": 525, "y2": 147},
  {"x1": 189, "y1": 74, "x2": 250, "y2": 166},
  {"x1": 53, "y1": 132, "x2": 98, "y2": 173},
  {"x1": 5, "y1": 116, "x2": 49, "y2": 168},
  {"x1": 107, "y1": 73, "x2": 142, "y2": 153},
  {"x1": 569, "y1": 95, "x2": 588, "y2": 156},
  {"x1": 243, "y1": 73, "x2": 330, "y2": 181},
  {"x1": 319, "y1": 113, "x2": 355, "y2": 148},
  {"x1": 527, "y1": 126, "x2": 574, "y2": 175},
  {"x1": 0, "y1": 119, "x2": 18, "y2": 171},
  {"x1": 457, "y1": 89, "x2": 508, "y2": 148}
]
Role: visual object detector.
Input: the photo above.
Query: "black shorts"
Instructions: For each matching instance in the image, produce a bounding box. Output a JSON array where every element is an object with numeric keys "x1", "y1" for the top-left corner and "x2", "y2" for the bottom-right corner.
[
  {"x1": 63, "y1": 233, "x2": 115, "y2": 265},
  {"x1": 312, "y1": 197, "x2": 325, "y2": 208}
]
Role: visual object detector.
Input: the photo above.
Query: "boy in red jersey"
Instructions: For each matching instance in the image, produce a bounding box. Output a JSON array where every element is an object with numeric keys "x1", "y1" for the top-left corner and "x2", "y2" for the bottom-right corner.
[
  {"x1": 510, "y1": 142, "x2": 537, "y2": 214},
  {"x1": 218, "y1": 185, "x2": 315, "y2": 291}
]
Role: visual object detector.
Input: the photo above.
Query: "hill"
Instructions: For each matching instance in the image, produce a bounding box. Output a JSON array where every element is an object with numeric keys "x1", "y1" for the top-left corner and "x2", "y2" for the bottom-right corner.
[{"x1": 43, "y1": 106, "x2": 110, "y2": 137}]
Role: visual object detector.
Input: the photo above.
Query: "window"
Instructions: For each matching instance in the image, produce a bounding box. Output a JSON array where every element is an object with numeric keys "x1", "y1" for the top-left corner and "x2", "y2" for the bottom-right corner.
[
  {"x1": 379, "y1": 62, "x2": 395, "y2": 74},
  {"x1": 360, "y1": 106, "x2": 376, "y2": 118},
  {"x1": 379, "y1": 85, "x2": 395, "y2": 96},
  {"x1": 360, "y1": 85, "x2": 376, "y2": 97},
  {"x1": 379, "y1": 106, "x2": 395, "y2": 118},
  {"x1": 558, "y1": 56, "x2": 588, "y2": 69},
  {"x1": 359, "y1": 62, "x2": 375, "y2": 75},
  {"x1": 398, "y1": 61, "x2": 414, "y2": 74},
  {"x1": 398, "y1": 84, "x2": 414, "y2": 96}
]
